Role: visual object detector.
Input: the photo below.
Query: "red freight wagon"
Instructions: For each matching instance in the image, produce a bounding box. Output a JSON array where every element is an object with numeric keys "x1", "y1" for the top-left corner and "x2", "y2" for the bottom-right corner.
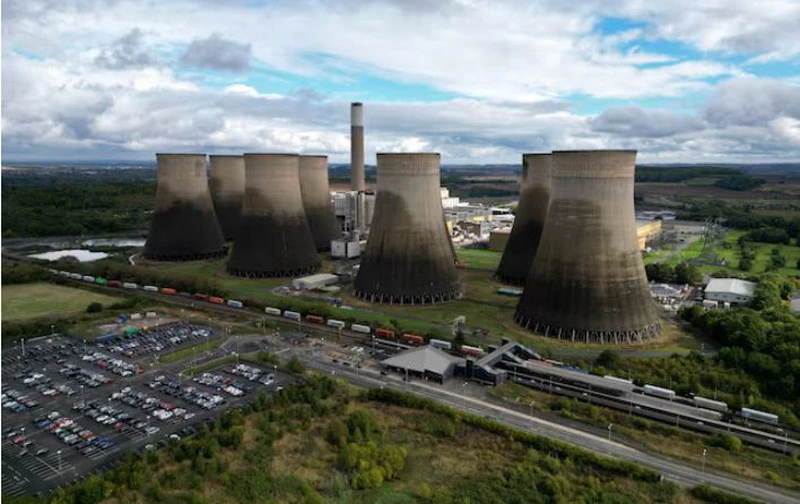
[
  {"x1": 208, "y1": 296, "x2": 224, "y2": 305},
  {"x1": 107, "y1": 280, "x2": 122, "y2": 288},
  {"x1": 305, "y1": 315, "x2": 324, "y2": 324},
  {"x1": 161, "y1": 287, "x2": 177, "y2": 295},
  {"x1": 375, "y1": 328, "x2": 396, "y2": 339},
  {"x1": 401, "y1": 333, "x2": 424, "y2": 346},
  {"x1": 193, "y1": 293, "x2": 209, "y2": 301}
]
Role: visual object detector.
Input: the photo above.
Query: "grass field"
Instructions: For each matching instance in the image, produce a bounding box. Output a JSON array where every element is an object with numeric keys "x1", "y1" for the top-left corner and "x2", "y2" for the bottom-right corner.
[{"x1": 1, "y1": 282, "x2": 121, "y2": 322}]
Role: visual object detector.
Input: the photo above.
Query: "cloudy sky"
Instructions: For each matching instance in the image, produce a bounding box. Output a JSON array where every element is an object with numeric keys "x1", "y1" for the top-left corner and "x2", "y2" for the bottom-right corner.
[{"x1": 3, "y1": 0, "x2": 800, "y2": 164}]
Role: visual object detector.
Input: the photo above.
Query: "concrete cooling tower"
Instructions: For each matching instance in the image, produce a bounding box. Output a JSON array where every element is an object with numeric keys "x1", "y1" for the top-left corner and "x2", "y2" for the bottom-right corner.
[
  {"x1": 494, "y1": 153, "x2": 551, "y2": 286},
  {"x1": 354, "y1": 153, "x2": 461, "y2": 304},
  {"x1": 226, "y1": 154, "x2": 319, "y2": 277},
  {"x1": 514, "y1": 150, "x2": 660, "y2": 344},
  {"x1": 209, "y1": 155, "x2": 245, "y2": 240},
  {"x1": 143, "y1": 153, "x2": 226, "y2": 261},
  {"x1": 299, "y1": 155, "x2": 340, "y2": 251}
]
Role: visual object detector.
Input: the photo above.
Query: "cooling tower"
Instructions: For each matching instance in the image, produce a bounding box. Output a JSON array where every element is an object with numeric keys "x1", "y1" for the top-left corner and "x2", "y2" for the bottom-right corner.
[
  {"x1": 299, "y1": 155, "x2": 340, "y2": 251},
  {"x1": 494, "y1": 153, "x2": 551, "y2": 285},
  {"x1": 226, "y1": 154, "x2": 319, "y2": 277},
  {"x1": 143, "y1": 153, "x2": 226, "y2": 261},
  {"x1": 351, "y1": 102, "x2": 365, "y2": 191},
  {"x1": 514, "y1": 150, "x2": 660, "y2": 344},
  {"x1": 209, "y1": 155, "x2": 245, "y2": 240},
  {"x1": 354, "y1": 153, "x2": 461, "y2": 304}
]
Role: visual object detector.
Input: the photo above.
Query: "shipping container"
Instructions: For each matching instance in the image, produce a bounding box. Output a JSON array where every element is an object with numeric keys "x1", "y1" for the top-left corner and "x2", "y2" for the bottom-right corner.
[
  {"x1": 740, "y1": 407, "x2": 779, "y2": 425},
  {"x1": 643, "y1": 384, "x2": 676, "y2": 401},
  {"x1": 70, "y1": 273, "x2": 83, "y2": 280},
  {"x1": 305, "y1": 314, "x2": 324, "y2": 324},
  {"x1": 82, "y1": 274, "x2": 95, "y2": 282},
  {"x1": 59, "y1": 271, "x2": 71, "y2": 277},
  {"x1": 375, "y1": 328, "x2": 396, "y2": 339},
  {"x1": 178, "y1": 291, "x2": 192, "y2": 298},
  {"x1": 208, "y1": 296, "x2": 224, "y2": 305},
  {"x1": 95, "y1": 277, "x2": 108, "y2": 285},
  {"x1": 351, "y1": 324, "x2": 371, "y2": 334},
  {"x1": 459, "y1": 344, "x2": 485, "y2": 357},
  {"x1": 227, "y1": 300, "x2": 243, "y2": 308},
  {"x1": 283, "y1": 311, "x2": 301, "y2": 321},
  {"x1": 143, "y1": 285, "x2": 159, "y2": 292},
  {"x1": 130, "y1": 313, "x2": 142, "y2": 320},
  {"x1": 108, "y1": 280, "x2": 122, "y2": 288},
  {"x1": 122, "y1": 282, "x2": 138, "y2": 290},
  {"x1": 264, "y1": 307, "x2": 282, "y2": 316},
  {"x1": 145, "y1": 312, "x2": 157, "y2": 318},
  {"x1": 693, "y1": 396, "x2": 728, "y2": 413},
  {"x1": 193, "y1": 293, "x2": 209, "y2": 301},
  {"x1": 429, "y1": 338, "x2": 452, "y2": 350},
  {"x1": 401, "y1": 333, "x2": 425, "y2": 346},
  {"x1": 326, "y1": 319, "x2": 345, "y2": 329},
  {"x1": 161, "y1": 287, "x2": 177, "y2": 295}
]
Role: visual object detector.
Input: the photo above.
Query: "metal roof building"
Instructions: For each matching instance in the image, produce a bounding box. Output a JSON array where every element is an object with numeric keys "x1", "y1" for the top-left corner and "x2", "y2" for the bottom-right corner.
[
  {"x1": 704, "y1": 278, "x2": 757, "y2": 306},
  {"x1": 381, "y1": 345, "x2": 462, "y2": 383}
]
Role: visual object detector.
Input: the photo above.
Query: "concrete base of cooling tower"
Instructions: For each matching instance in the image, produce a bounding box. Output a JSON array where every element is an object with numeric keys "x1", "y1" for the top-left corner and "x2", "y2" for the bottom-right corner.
[
  {"x1": 513, "y1": 314, "x2": 662, "y2": 344},
  {"x1": 353, "y1": 289, "x2": 462, "y2": 305}
]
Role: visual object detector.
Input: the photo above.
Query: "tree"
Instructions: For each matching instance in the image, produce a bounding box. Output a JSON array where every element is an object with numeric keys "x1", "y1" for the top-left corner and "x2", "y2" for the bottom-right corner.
[
  {"x1": 738, "y1": 257, "x2": 753, "y2": 271},
  {"x1": 595, "y1": 349, "x2": 621, "y2": 369},
  {"x1": 285, "y1": 356, "x2": 305, "y2": 374},
  {"x1": 750, "y1": 280, "x2": 783, "y2": 311},
  {"x1": 86, "y1": 302, "x2": 103, "y2": 313},
  {"x1": 674, "y1": 262, "x2": 702, "y2": 285}
]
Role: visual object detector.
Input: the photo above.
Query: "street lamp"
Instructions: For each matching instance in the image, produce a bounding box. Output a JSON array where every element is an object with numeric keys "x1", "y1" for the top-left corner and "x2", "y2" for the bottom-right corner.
[
  {"x1": 462, "y1": 381, "x2": 468, "y2": 408},
  {"x1": 80, "y1": 385, "x2": 85, "y2": 406},
  {"x1": 607, "y1": 423, "x2": 613, "y2": 441},
  {"x1": 50, "y1": 325, "x2": 55, "y2": 336},
  {"x1": 57, "y1": 449, "x2": 62, "y2": 473},
  {"x1": 701, "y1": 448, "x2": 707, "y2": 478},
  {"x1": 529, "y1": 401, "x2": 535, "y2": 417}
]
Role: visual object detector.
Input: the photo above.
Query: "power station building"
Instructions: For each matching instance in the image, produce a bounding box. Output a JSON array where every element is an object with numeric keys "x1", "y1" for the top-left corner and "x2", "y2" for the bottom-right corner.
[
  {"x1": 298, "y1": 155, "x2": 340, "y2": 251},
  {"x1": 354, "y1": 153, "x2": 461, "y2": 304},
  {"x1": 226, "y1": 153, "x2": 319, "y2": 277},
  {"x1": 209, "y1": 155, "x2": 245, "y2": 241},
  {"x1": 144, "y1": 153, "x2": 226, "y2": 261},
  {"x1": 514, "y1": 150, "x2": 660, "y2": 344},
  {"x1": 495, "y1": 153, "x2": 552, "y2": 286}
]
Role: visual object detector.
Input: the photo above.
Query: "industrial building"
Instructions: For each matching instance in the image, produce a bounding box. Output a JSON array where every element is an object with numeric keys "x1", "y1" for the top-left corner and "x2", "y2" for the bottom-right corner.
[
  {"x1": 298, "y1": 155, "x2": 340, "y2": 251},
  {"x1": 514, "y1": 150, "x2": 661, "y2": 344},
  {"x1": 208, "y1": 155, "x2": 245, "y2": 241},
  {"x1": 489, "y1": 227, "x2": 512, "y2": 251},
  {"x1": 227, "y1": 153, "x2": 319, "y2": 278},
  {"x1": 704, "y1": 278, "x2": 756, "y2": 307},
  {"x1": 495, "y1": 153, "x2": 551, "y2": 286},
  {"x1": 636, "y1": 219, "x2": 663, "y2": 250},
  {"x1": 144, "y1": 153, "x2": 226, "y2": 261},
  {"x1": 354, "y1": 153, "x2": 461, "y2": 304},
  {"x1": 380, "y1": 345, "x2": 461, "y2": 383},
  {"x1": 465, "y1": 339, "x2": 540, "y2": 385},
  {"x1": 333, "y1": 191, "x2": 375, "y2": 233},
  {"x1": 292, "y1": 273, "x2": 339, "y2": 291}
]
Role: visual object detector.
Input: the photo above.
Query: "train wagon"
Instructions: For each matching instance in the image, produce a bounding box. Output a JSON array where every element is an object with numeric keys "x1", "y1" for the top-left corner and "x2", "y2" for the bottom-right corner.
[
  {"x1": 123, "y1": 282, "x2": 138, "y2": 290},
  {"x1": 375, "y1": 328, "x2": 395, "y2": 339},
  {"x1": 283, "y1": 311, "x2": 301, "y2": 321},
  {"x1": 351, "y1": 324, "x2": 371, "y2": 334},
  {"x1": 429, "y1": 338, "x2": 452, "y2": 350},
  {"x1": 643, "y1": 384, "x2": 676, "y2": 401},
  {"x1": 603, "y1": 375, "x2": 634, "y2": 385},
  {"x1": 227, "y1": 300, "x2": 243, "y2": 308},
  {"x1": 69, "y1": 273, "x2": 83, "y2": 280},
  {"x1": 305, "y1": 314, "x2": 324, "y2": 324},
  {"x1": 208, "y1": 296, "x2": 225, "y2": 305},
  {"x1": 143, "y1": 285, "x2": 159, "y2": 292},
  {"x1": 264, "y1": 307, "x2": 282, "y2": 316},
  {"x1": 107, "y1": 280, "x2": 122, "y2": 288},
  {"x1": 694, "y1": 396, "x2": 728, "y2": 413},
  {"x1": 401, "y1": 333, "x2": 425, "y2": 346},
  {"x1": 459, "y1": 344, "x2": 485, "y2": 358},
  {"x1": 193, "y1": 293, "x2": 209, "y2": 302},
  {"x1": 326, "y1": 319, "x2": 345, "y2": 329},
  {"x1": 94, "y1": 277, "x2": 108, "y2": 285},
  {"x1": 82, "y1": 275, "x2": 95, "y2": 283},
  {"x1": 161, "y1": 287, "x2": 177, "y2": 295},
  {"x1": 741, "y1": 407, "x2": 779, "y2": 425}
]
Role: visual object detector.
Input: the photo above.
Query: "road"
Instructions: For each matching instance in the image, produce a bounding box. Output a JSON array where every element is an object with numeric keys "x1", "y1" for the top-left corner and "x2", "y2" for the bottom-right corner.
[{"x1": 289, "y1": 351, "x2": 799, "y2": 504}]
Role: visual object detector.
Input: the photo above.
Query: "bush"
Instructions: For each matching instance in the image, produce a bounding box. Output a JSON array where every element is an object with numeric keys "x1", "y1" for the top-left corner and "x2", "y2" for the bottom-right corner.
[
  {"x1": 706, "y1": 433, "x2": 742, "y2": 452},
  {"x1": 689, "y1": 484, "x2": 760, "y2": 504},
  {"x1": 86, "y1": 302, "x2": 103, "y2": 313},
  {"x1": 285, "y1": 356, "x2": 305, "y2": 375}
]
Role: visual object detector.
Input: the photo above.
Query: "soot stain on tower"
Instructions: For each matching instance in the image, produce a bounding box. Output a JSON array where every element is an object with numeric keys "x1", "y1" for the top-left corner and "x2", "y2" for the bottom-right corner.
[
  {"x1": 209, "y1": 155, "x2": 245, "y2": 241},
  {"x1": 495, "y1": 153, "x2": 551, "y2": 286},
  {"x1": 144, "y1": 153, "x2": 226, "y2": 261},
  {"x1": 514, "y1": 150, "x2": 660, "y2": 344},
  {"x1": 299, "y1": 155, "x2": 340, "y2": 252},
  {"x1": 226, "y1": 153, "x2": 319, "y2": 277},
  {"x1": 354, "y1": 153, "x2": 461, "y2": 304}
]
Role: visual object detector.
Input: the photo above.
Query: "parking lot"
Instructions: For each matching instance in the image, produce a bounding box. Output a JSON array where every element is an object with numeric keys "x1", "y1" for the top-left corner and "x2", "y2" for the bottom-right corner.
[
  {"x1": 2, "y1": 334, "x2": 292, "y2": 497},
  {"x1": 97, "y1": 320, "x2": 218, "y2": 361}
]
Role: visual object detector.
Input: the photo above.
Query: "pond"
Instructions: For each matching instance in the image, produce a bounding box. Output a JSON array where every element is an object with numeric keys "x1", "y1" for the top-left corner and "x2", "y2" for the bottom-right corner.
[{"x1": 28, "y1": 249, "x2": 110, "y2": 262}]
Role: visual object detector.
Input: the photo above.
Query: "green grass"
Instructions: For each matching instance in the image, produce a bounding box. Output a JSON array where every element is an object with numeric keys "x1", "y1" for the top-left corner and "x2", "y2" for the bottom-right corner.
[
  {"x1": 456, "y1": 248, "x2": 502, "y2": 271},
  {"x1": 683, "y1": 177, "x2": 720, "y2": 186},
  {"x1": 1, "y1": 282, "x2": 121, "y2": 322},
  {"x1": 699, "y1": 230, "x2": 800, "y2": 276},
  {"x1": 159, "y1": 338, "x2": 223, "y2": 364}
]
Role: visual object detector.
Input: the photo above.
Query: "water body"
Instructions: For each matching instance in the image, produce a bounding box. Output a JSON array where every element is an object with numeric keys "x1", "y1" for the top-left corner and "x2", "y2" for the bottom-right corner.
[
  {"x1": 82, "y1": 238, "x2": 146, "y2": 248},
  {"x1": 28, "y1": 249, "x2": 109, "y2": 262}
]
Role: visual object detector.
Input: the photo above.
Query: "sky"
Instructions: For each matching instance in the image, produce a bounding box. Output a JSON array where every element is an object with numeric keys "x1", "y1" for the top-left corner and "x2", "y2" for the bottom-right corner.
[{"x1": 2, "y1": 0, "x2": 800, "y2": 164}]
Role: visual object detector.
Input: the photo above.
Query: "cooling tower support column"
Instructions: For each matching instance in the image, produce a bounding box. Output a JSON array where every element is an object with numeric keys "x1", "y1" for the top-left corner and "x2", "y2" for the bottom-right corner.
[
  {"x1": 514, "y1": 150, "x2": 661, "y2": 343},
  {"x1": 350, "y1": 102, "x2": 365, "y2": 192},
  {"x1": 226, "y1": 154, "x2": 319, "y2": 277},
  {"x1": 354, "y1": 153, "x2": 461, "y2": 304},
  {"x1": 209, "y1": 155, "x2": 245, "y2": 241},
  {"x1": 143, "y1": 153, "x2": 226, "y2": 261},
  {"x1": 495, "y1": 153, "x2": 551, "y2": 285},
  {"x1": 299, "y1": 155, "x2": 340, "y2": 251}
]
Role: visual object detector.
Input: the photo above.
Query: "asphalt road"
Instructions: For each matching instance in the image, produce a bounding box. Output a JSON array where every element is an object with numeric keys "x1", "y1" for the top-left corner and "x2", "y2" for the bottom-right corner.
[{"x1": 289, "y1": 350, "x2": 800, "y2": 504}]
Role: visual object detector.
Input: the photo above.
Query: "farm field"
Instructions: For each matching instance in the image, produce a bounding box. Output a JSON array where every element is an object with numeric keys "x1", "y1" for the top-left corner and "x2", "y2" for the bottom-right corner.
[{"x1": 1, "y1": 282, "x2": 121, "y2": 322}]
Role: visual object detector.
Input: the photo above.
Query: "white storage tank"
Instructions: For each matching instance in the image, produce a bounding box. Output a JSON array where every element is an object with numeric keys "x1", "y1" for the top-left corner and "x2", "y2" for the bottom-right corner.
[
  {"x1": 283, "y1": 311, "x2": 301, "y2": 321},
  {"x1": 326, "y1": 319, "x2": 345, "y2": 329},
  {"x1": 693, "y1": 396, "x2": 728, "y2": 413},
  {"x1": 265, "y1": 307, "x2": 282, "y2": 316},
  {"x1": 740, "y1": 407, "x2": 779, "y2": 425},
  {"x1": 351, "y1": 323, "x2": 371, "y2": 334},
  {"x1": 643, "y1": 384, "x2": 676, "y2": 401},
  {"x1": 227, "y1": 300, "x2": 243, "y2": 308},
  {"x1": 143, "y1": 285, "x2": 158, "y2": 292},
  {"x1": 429, "y1": 338, "x2": 452, "y2": 350}
]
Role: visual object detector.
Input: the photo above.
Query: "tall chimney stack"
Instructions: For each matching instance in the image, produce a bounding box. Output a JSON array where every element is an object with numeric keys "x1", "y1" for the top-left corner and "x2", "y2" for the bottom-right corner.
[{"x1": 350, "y1": 102, "x2": 365, "y2": 191}]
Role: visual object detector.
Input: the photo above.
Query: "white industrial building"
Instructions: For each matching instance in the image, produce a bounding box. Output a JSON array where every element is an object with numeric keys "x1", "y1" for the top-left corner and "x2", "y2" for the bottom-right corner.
[
  {"x1": 332, "y1": 191, "x2": 375, "y2": 232},
  {"x1": 292, "y1": 273, "x2": 339, "y2": 290},
  {"x1": 704, "y1": 278, "x2": 757, "y2": 307}
]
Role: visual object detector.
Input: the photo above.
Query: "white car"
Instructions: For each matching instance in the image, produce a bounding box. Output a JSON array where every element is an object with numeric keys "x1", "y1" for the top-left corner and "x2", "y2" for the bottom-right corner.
[{"x1": 183, "y1": 413, "x2": 195, "y2": 420}]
